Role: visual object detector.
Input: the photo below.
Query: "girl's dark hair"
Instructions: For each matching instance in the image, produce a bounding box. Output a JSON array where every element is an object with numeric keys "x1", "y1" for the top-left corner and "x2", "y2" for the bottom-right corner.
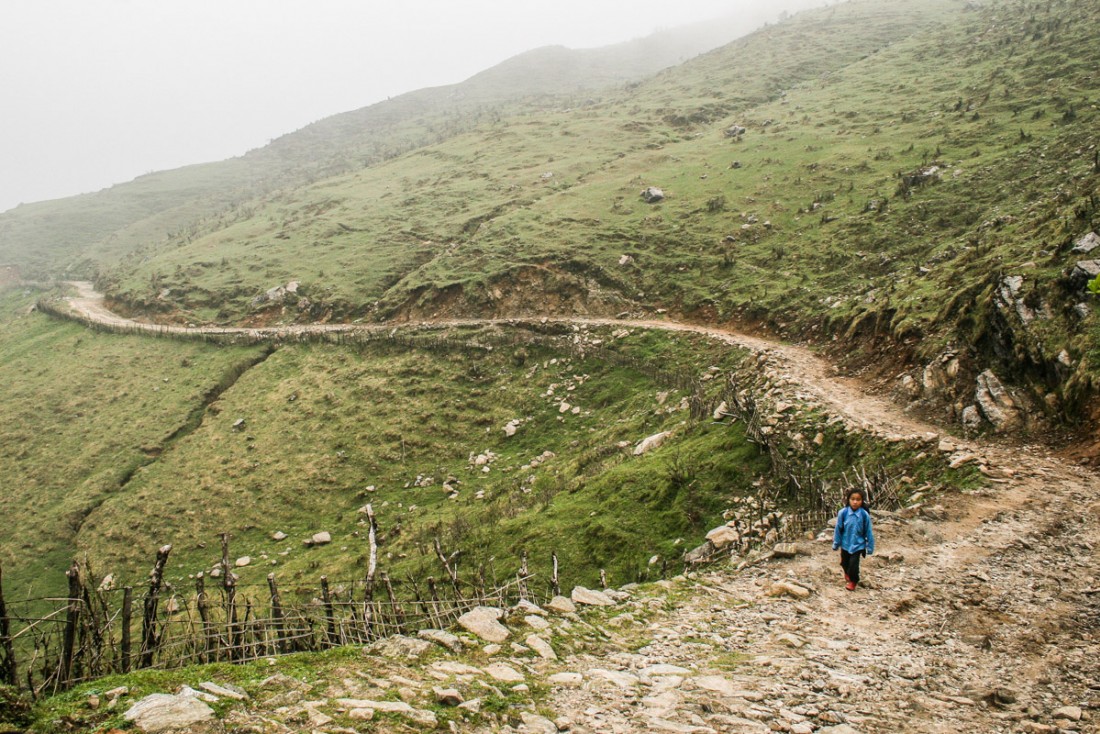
[{"x1": 845, "y1": 488, "x2": 866, "y2": 504}]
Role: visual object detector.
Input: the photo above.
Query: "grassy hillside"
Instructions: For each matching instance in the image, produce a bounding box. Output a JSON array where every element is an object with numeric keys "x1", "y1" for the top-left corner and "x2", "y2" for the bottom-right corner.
[
  {"x1": 91, "y1": 0, "x2": 1100, "y2": 428},
  {"x1": 0, "y1": 18, "x2": 761, "y2": 281},
  {"x1": 0, "y1": 286, "x2": 266, "y2": 597}
]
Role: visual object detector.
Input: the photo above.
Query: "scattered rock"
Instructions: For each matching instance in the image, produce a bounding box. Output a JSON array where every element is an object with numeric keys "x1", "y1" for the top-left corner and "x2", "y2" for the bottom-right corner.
[
  {"x1": 433, "y1": 687, "x2": 463, "y2": 706},
  {"x1": 1052, "y1": 705, "x2": 1082, "y2": 721},
  {"x1": 571, "y1": 586, "x2": 614, "y2": 606},
  {"x1": 417, "y1": 628, "x2": 463, "y2": 652},
  {"x1": 705, "y1": 525, "x2": 740, "y2": 550},
  {"x1": 484, "y1": 663, "x2": 525, "y2": 683},
  {"x1": 304, "y1": 531, "x2": 332, "y2": 547},
  {"x1": 365, "y1": 634, "x2": 432, "y2": 659},
  {"x1": 546, "y1": 596, "x2": 577, "y2": 614},
  {"x1": 124, "y1": 694, "x2": 215, "y2": 733},
  {"x1": 526, "y1": 634, "x2": 557, "y2": 660},
  {"x1": 520, "y1": 712, "x2": 559, "y2": 734},
  {"x1": 634, "y1": 431, "x2": 672, "y2": 455},
  {"x1": 271, "y1": 531, "x2": 287, "y2": 542},
  {"x1": 642, "y1": 187, "x2": 665, "y2": 203},
  {"x1": 549, "y1": 672, "x2": 584, "y2": 687},
  {"x1": 234, "y1": 556, "x2": 251, "y2": 568},
  {"x1": 768, "y1": 580, "x2": 812, "y2": 599},
  {"x1": 1071, "y1": 231, "x2": 1100, "y2": 254},
  {"x1": 457, "y1": 606, "x2": 510, "y2": 643},
  {"x1": 198, "y1": 682, "x2": 247, "y2": 701}
]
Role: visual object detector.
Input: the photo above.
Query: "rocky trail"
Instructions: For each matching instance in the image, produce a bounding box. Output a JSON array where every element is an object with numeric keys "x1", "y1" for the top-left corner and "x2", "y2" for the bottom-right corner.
[{"x1": 52, "y1": 284, "x2": 1100, "y2": 733}]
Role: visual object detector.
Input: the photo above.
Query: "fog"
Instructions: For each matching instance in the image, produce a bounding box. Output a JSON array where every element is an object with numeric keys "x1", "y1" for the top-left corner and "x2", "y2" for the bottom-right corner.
[{"x1": 0, "y1": 0, "x2": 822, "y2": 214}]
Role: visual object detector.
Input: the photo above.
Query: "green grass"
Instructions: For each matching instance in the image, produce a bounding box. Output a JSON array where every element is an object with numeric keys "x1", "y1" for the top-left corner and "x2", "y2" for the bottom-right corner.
[
  {"x1": 74, "y1": 0, "x2": 1098, "y2": 418},
  {"x1": 0, "y1": 285, "x2": 265, "y2": 598}
]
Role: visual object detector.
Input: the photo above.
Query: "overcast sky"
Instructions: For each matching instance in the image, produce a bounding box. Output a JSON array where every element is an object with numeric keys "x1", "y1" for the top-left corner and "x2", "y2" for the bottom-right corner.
[{"x1": 0, "y1": 0, "x2": 821, "y2": 214}]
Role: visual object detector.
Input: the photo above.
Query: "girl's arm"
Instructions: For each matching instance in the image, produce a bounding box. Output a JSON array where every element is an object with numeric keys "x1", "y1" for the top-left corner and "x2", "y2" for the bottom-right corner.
[
  {"x1": 865, "y1": 512, "x2": 874, "y2": 555},
  {"x1": 832, "y1": 509, "x2": 843, "y2": 550}
]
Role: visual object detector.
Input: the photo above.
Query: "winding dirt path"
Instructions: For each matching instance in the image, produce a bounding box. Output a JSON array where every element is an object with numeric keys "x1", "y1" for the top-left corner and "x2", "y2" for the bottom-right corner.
[
  {"x1": 59, "y1": 282, "x2": 1100, "y2": 733},
  {"x1": 64, "y1": 281, "x2": 930, "y2": 440}
]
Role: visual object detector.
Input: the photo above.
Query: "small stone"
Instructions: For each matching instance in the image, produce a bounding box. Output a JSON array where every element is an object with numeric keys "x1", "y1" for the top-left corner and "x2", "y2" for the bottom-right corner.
[
  {"x1": 485, "y1": 663, "x2": 525, "y2": 683},
  {"x1": 546, "y1": 596, "x2": 577, "y2": 614},
  {"x1": 234, "y1": 556, "x2": 251, "y2": 567},
  {"x1": 199, "y1": 681, "x2": 247, "y2": 700},
  {"x1": 458, "y1": 698, "x2": 482, "y2": 713},
  {"x1": 87, "y1": 695, "x2": 100, "y2": 710},
  {"x1": 549, "y1": 672, "x2": 584, "y2": 687},
  {"x1": 772, "y1": 543, "x2": 799, "y2": 558},
  {"x1": 1052, "y1": 706, "x2": 1082, "y2": 721},
  {"x1": 418, "y1": 628, "x2": 463, "y2": 652},
  {"x1": 520, "y1": 712, "x2": 559, "y2": 734},
  {"x1": 433, "y1": 687, "x2": 463, "y2": 706},
  {"x1": 272, "y1": 531, "x2": 287, "y2": 541},
  {"x1": 348, "y1": 708, "x2": 375, "y2": 721},
  {"x1": 525, "y1": 614, "x2": 551, "y2": 631},
  {"x1": 309, "y1": 531, "x2": 331, "y2": 546},
  {"x1": 526, "y1": 634, "x2": 557, "y2": 660},
  {"x1": 776, "y1": 633, "x2": 806, "y2": 648},
  {"x1": 767, "y1": 580, "x2": 812, "y2": 599}
]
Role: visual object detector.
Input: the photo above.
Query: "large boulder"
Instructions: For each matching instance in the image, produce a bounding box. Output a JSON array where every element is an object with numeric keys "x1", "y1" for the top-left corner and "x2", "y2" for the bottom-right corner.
[
  {"x1": 1068, "y1": 259, "x2": 1100, "y2": 289},
  {"x1": 570, "y1": 586, "x2": 614, "y2": 606}
]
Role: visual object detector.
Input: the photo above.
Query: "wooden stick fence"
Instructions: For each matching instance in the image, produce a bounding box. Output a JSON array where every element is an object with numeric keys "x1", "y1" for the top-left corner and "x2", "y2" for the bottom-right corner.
[{"x1": 0, "y1": 534, "x2": 550, "y2": 698}]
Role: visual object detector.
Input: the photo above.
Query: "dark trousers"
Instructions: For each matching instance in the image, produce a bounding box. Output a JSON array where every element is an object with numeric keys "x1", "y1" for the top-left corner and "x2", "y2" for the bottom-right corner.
[{"x1": 841, "y1": 549, "x2": 862, "y2": 584}]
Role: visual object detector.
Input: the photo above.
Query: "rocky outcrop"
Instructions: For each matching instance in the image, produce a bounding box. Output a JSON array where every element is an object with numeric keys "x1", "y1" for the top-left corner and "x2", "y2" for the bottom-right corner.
[{"x1": 974, "y1": 369, "x2": 1021, "y2": 432}]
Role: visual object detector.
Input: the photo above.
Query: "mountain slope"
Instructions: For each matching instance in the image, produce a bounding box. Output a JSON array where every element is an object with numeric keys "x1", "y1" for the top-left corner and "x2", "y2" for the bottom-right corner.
[{"x1": 0, "y1": 16, "x2": 768, "y2": 280}]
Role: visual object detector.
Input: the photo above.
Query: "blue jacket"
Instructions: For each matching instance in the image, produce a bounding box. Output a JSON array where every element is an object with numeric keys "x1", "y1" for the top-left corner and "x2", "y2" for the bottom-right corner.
[{"x1": 833, "y1": 506, "x2": 874, "y2": 555}]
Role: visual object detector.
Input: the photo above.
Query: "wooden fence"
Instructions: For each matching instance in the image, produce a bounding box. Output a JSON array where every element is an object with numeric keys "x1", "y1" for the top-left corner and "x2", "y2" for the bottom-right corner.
[{"x1": 0, "y1": 527, "x2": 559, "y2": 697}]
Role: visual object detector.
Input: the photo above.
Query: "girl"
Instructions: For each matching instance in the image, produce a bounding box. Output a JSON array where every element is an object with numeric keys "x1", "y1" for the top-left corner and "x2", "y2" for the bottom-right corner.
[{"x1": 832, "y1": 488, "x2": 874, "y2": 591}]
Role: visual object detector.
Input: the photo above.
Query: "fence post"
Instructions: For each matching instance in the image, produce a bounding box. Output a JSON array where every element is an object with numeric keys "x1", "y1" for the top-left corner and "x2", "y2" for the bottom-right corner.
[
  {"x1": 195, "y1": 574, "x2": 213, "y2": 662},
  {"x1": 320, "y1": 577, "x2": 337, "y2": 648},
  {"x1": 381, "y1": 572, "x2": 405, "y2": 634},
  {"x1": 551, "y1": 552, "x2": 560, "y2": 597},
  {"x1": 363, "y1": 504, "x2": 378, "y2": 641},
  {"x1": 141, "y1": 545, "x2": 172, "y2": 668},
  {"x1": 517, "y1": 551, "x2": 529, "y2": 601},
  {"x1": 221, "y1": 534, "x2": 238, "y2": 661},
  {"x1": 59, "y1": 560, "x2": 82, "y2": 688},
  {"x1": 120, "y1": 587, "x2": 133, "y2": 674},
  {"x1": 0, "y1": 562, "x2": 17, "y2": 686},
  {"x1": 267, "y1": 574, "x2": 286, "y2": 654},
  {"x1": 426, "y1": 577, "x2": 442, "y2": 628}
]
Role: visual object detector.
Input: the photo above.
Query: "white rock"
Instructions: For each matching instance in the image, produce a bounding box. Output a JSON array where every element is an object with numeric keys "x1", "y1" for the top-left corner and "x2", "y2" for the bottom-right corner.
[
  {"x1": 571, "y1": 586, "x2": 614, "y2": 606},
  {"x1": 124, "y1": 694, "x2": 215, "y2": 733},
  {"x1": 234, "y1": 556, "x2": 251, "y2": 568},
  {"x1": 310, "y1": 531, "x2": 332, "y2": 545},
  {"x1": 417, "y1": 628, "x2": 462, "y2": 652},
  {"x1": 525, "y1": 615, "x2": 551, "y2": 631},
  {"x1": 272, "y1": 531, "x2": 287, "y2": 541},
  {"x1": 457, "y1": 606, "x2": 510, "y2": 643},
  {"x1": 520, "y1": 712, "x2": 559, "y2": 734},
  {"x1": 705, "y1": 525, "x2": 740, "y2": 550},
  {"x1": 545, "y1": 596, "x2": 576, "y2": 614},
  {"x1": 484, "y1": 663, "x2": 525, "y2": 683},
  {"x1": 198, "y1": 681, "x2": 247, "y2": 700},
  {"x1": 526, "y1": 634, "x2": 557, "y2": 660},
  {"x1": 633, "y1": 431, "x2": 672, "y2": 456},
  {"x1": 589, "y1": 668, "x2": 640, "y2": 688},
  {"x1": 549, "y1": 672, "x2": 584, "y2": 687}
]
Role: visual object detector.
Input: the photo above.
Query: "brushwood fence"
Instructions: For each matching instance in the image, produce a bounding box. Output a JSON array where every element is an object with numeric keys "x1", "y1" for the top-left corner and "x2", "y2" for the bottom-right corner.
[{"x1": 0, "y1": 535, "x2": 556, "y2": 697}]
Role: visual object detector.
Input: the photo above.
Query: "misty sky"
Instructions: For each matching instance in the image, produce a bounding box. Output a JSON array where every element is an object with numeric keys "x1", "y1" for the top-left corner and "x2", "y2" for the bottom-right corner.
[{"x1": 0, "y1": 0, "x2": 820, "y2": 214}]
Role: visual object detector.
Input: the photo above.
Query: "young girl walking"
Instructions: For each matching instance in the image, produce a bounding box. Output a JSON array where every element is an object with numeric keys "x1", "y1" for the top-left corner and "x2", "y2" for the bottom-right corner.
[{"x1": 832, "y1": 488, "x2": 874, "y2": 591}]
